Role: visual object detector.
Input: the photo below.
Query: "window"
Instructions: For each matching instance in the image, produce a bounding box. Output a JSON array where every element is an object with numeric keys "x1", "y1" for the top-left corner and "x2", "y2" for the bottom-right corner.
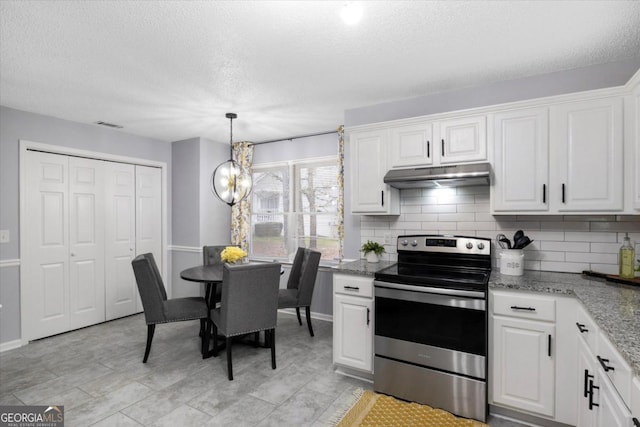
[{"x1": 250, "y1": 157, "x2": 340, "y2": 262}]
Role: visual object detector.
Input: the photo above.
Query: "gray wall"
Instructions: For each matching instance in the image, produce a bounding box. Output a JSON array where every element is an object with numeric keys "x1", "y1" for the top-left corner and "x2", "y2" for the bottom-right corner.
[
  {"x1": 0, "y1": 106, "x2": 171, "y2": 345},
  {"x1": 171, "y1": 138, "x2": 202, "y2": 247},
  {"x1": 345, "y1": 59, "x2": 640, "y2": 127},
  {"x1": 170, "y1": 137, "x2": 232, "y2": 299}
]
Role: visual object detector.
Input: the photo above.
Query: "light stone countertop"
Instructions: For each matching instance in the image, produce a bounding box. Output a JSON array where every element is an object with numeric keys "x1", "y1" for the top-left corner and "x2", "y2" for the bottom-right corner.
[{"x1": 333, "y1": 260, "x2": 640, "y2": 377}]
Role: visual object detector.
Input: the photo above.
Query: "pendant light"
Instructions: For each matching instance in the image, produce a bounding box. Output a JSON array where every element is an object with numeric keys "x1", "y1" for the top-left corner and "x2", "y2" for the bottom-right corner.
[{"x1": 211, "y1": 113, "x2": 252, "y2": 206}]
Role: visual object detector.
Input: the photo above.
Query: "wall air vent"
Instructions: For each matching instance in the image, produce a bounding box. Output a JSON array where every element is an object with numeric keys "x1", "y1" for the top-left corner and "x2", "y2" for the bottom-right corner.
[{"x1": 94, "y1": 121, "x2": 123, "y2": 129}]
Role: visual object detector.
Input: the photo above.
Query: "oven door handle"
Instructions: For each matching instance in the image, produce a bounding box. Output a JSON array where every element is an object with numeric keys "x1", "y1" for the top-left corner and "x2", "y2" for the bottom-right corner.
[
  {"x1": 374, "y1": 281, "x2": 486, "y2": 310},
  {"x1": 374, "y1": 280, "x2": 486, "y2": 299}
]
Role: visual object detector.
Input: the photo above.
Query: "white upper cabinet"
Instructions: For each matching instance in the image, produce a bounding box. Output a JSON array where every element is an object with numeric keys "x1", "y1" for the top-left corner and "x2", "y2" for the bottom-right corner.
[
  {"x1": 492, "y1": 107, "x2": 549, "y2": 212},
  {"x1": 388, "y1": 116, "x2": 487, "y2": 169},
  {"x1": 550, "y1": 97, "x2": 623, "y2": 212},
  {"x1": 389, "y1": 122, "x2": 433, "y2": 168},
  {"x1": 438, "y1": 115, "x2": 487, "y2": 164},
  {"x1": 349, "y1": 129, "x2": 400, "y2": 215}
]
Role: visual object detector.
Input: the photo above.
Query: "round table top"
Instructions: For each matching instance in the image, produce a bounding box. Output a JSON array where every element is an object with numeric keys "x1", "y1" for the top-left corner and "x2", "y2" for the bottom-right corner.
[{"x1": 180, "y1": 264, "x2": 223, "y2": 283}]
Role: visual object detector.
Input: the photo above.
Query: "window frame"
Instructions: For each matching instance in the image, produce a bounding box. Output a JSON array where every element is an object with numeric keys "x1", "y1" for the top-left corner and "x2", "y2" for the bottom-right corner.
[{"x1": 249, "y1": 155, "x2": 340, "y2": 264}]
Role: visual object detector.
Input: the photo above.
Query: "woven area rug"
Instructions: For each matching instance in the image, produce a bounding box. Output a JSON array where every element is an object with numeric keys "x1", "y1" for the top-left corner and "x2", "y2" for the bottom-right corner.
[{"x1": 330, "y1": 389, "x2": 488, "y2": 427}]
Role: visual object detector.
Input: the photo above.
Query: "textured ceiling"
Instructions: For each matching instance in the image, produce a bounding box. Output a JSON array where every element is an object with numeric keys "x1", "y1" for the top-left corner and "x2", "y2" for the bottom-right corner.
[{"x1": 1, "y1": 1, "x2": 640, "y2": 143}]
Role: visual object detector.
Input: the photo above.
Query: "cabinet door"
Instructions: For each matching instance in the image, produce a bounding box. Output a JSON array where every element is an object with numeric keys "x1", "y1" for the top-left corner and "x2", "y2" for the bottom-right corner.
[
  {"x1": 578, "y1": 339, "x2": 598, "y2": 427},
  {"x1": 349, "y1": 129, "x2": 398, "y2": 214},
  {"x1": 333, "y1": 293, "x2": 373, "y2": 373},
  {"x1": 438, "y1": 115, "x2": 487, "y2": 164},
  {"x1": 551, "y1": 97, "x2": 623, "y2": 211},
  {"x1": 492, "y1": 316, "x2": 555, "y2": 416},
  {"x1": 389, "y1": 122, "x2": 433, "y2": 168},
  {"x1": 68, "y1": 157, "x2": 105, "y2": 329},
  {"x1": 597, "y1": 372, "x2": 633, "y2": 427},
  {"x1": 23, "y1": 151, "x2": 70, "y2": 340},
  {"x1": 492, "y1": 108, "x2": 549, "y2": 212},
  {"x1": 105, "y1": 162, "x2": 138, "y2": 320}
]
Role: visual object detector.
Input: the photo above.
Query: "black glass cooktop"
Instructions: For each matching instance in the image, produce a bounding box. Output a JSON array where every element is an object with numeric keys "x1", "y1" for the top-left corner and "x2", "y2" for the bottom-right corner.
[{"x1": 374, "y1": 263, "x2": 491, "y2": 293}]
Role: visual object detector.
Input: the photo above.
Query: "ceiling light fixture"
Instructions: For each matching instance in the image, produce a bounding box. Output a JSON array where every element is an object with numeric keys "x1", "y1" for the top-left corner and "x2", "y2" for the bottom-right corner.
[
  {"x1": 210, "y1": 113, "x2": 252, "y2": 207},
  {"x1": 340, "y1": 2, "x2": 362, "y2": 25}
]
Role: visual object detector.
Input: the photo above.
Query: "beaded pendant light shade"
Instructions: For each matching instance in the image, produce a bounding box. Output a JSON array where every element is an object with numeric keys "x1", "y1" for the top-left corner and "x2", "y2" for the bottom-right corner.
[{"x1": 210, "y1": 113, "x2": 252, "y2": 206}]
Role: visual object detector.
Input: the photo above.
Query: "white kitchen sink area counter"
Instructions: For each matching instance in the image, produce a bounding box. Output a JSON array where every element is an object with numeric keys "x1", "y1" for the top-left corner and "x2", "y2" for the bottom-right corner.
[{"x1": 490, "y1": 270, "x2": 640, "y2": 378}]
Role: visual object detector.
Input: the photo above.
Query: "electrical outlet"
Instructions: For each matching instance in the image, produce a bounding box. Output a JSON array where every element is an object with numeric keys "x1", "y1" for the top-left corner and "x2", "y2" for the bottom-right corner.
[
  {"x1": 383, "y1": 232, "x2": 392, "y2": 245},
  {"x1": 0, "y1": 230, "x2": 9, "y2": 243}
]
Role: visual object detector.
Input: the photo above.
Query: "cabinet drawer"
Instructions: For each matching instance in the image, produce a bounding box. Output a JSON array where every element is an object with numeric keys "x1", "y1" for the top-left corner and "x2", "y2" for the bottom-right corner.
[
  {"x1": 334, "y1": 274, "x2": 373, "y2": 298},
  {"x1": 492, "y1": 291, "x2": 556, "y2": 321},
  {"x1": 576, "y1": 303, "x2": 598, "y2": 354},
  {"x1": 597, "y1": 330, "x2": 632, "y2": 407}
]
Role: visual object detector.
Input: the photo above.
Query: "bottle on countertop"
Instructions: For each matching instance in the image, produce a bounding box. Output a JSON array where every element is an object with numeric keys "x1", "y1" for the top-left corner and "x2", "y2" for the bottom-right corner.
[{"x1": 619, "y1": 232, "x2": 635, "y2": 279}]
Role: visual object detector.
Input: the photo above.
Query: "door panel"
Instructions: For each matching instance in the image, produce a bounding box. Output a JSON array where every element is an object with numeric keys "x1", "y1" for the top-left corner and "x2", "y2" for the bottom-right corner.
[
  {"x1": 69, "y1": 157, "x2": 105, "y2": 329},
  {"x1": 136, "y1": 165, "x2": 162, "y2": 302},
  {"x1": 24, "y1": 151, "x2": 70, "y2": 340},
  {"x1": 105, "y1": 162, "x2": 137, "y2": 319}
]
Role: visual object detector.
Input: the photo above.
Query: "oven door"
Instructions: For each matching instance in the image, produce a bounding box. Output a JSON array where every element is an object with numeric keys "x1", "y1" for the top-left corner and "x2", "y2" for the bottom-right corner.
[{"x1": 374, "y1": 280, "x2": 487, "y2": 379}]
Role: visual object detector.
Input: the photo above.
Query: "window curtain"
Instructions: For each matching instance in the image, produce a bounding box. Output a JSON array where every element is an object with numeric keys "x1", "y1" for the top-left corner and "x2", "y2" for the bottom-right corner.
[
  {"x1": 337, "y1": 125, "x2": 345, "y2": 261},
  {"x1": 231, "y1": 141, "x2": 253, "y2": 252}
]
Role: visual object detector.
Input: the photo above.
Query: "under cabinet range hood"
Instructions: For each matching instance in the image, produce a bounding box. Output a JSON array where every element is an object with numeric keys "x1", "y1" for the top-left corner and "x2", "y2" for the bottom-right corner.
[{"x1": 383, "y1": 163, "x2": 491, "y2": 189}]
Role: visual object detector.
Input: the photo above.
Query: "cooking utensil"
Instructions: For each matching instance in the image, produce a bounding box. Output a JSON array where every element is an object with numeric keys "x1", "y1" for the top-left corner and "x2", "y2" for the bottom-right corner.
[
  {"x1": 513, "y1": 230, "x2": 524, "y2": 245},
  {"x1": 514, "y1": 236, "x2": 533, "y2": 249},
  {"x1": 496, "y1": 233, "x2": 511, "y2": 249}
]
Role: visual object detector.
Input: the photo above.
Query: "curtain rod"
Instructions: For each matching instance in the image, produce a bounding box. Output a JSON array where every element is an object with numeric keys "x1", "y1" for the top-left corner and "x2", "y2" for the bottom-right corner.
[{"x1": 250, "y1": 129, "x2": 337, "y2": 146}]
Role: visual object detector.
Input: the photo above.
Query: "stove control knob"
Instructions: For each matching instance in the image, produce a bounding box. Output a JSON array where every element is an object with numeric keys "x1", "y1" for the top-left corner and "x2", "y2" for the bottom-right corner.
[
  {"x1": 401, "y1": 239, "x2": 408, "y2": 246},
  {"x1": 466, "y1": 242, "x2": 474, "y2": 249},
  {"x1": 411, "y1": 240, "x2": 418, "y2": 247},
  {"x1": 477, "y1": 242, "x2": 485, "y2": 250}
]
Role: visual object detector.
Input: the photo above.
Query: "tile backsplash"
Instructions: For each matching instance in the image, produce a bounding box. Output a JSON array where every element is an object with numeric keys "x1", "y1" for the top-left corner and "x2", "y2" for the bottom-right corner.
[{"x1": 359, "y1": 186, "x2": 640, "y2": 275}]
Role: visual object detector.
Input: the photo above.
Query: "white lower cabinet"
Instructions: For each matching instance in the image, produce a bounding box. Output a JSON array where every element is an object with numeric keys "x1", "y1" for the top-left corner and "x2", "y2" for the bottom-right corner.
[
  {"x1": 492, "y1": 315, "x2": 555, "y2": 416},
  {"x1": 333, "y1": 274, "x2": 374, "y2": 375},
  {"x1": 575, "y1": 304, "x2": 635, "y2": 427},
  {"x1": 631, "y1": 377, "x2": 640, "y2": 426},
  {"x1": 490, "y1": 290, "x2": 577, "y2": 424}
]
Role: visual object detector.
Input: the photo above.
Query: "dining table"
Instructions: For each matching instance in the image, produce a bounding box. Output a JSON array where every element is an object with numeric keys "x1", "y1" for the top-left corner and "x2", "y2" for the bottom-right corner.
[{"x1": 179, "y1": 262, "x2": 284, "y2": 357}]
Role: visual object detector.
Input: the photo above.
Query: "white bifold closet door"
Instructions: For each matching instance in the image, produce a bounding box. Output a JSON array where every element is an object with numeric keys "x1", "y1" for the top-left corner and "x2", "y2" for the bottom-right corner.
[
  {"x1": 24, "y1": 151, "x2": 163, "y2": 340},
  {"x1": 24, "y1": 152, "x2": 106, "y2": 340}
]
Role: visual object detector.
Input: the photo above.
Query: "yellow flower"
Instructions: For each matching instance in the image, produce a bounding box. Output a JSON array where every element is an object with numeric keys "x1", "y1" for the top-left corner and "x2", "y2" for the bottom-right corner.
[{"x1": 220, "y1": 246, "x2": 247, "y2": 263}]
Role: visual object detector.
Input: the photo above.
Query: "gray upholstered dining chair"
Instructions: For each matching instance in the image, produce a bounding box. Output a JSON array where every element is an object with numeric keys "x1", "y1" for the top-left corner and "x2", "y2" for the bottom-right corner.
[
  {"x1": 278, "y1": 247, "x2": 321, "y2": 336},
  {"x1": 202, "y1": 245, "x2": 229, "y2": 304},
  {"x1": 132, "y1": 253, "x2": 210, "y2": 363},
  {"x1": 210, "y1": 262, "x2": 281, "y2": 380}
]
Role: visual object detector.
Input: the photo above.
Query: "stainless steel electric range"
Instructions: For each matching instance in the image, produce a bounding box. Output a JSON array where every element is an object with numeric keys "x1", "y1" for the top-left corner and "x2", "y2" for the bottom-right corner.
[{"x1": 373, "y1": 234, "x2": 491, "y2": 422}]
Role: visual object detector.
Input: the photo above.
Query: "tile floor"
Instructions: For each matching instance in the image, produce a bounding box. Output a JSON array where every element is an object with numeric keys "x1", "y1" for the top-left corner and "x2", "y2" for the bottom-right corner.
[{"x1": 1, "y1": 313, "x2": 527, "y2": 426}]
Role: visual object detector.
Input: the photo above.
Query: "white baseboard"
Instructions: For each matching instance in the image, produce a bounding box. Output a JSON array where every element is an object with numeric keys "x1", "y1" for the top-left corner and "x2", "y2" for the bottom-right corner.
[
  {"x1": 0, "y1": 339, "x2": 23, "y2": 353},
  {"x1": 0, "y1": 259, "x2": 20, "y2": 268},
  {"x1": 278, "y1": 308, "x2": 333, "y2": 323}
]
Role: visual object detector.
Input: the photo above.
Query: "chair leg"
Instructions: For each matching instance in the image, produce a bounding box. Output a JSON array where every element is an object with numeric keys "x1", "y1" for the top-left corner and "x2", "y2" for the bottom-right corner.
[
  {"x1": 254, "y1": 331, "x2": 260, "y2": 347},
  {"x1": 200, "y1": 319, "x2": 210, "y2": 359},
  {"x1": 295, "y1": 307, "x2": 302, "y2": 325},
  {"x1": 143, "y1": 324, "x2": 155, "y2": 363},
  {"x1": 212, "y1": 323, "x2": 219, "y2": 357},
  {"x1": 226, "y1": 337, "x2": 233, "y2": 380},
  {"x1": 270, "y1": 329, "x2": 276, "y2": 370},
  {"x1": 305, "y1": 306, "x2": 314, "y2": 337}
]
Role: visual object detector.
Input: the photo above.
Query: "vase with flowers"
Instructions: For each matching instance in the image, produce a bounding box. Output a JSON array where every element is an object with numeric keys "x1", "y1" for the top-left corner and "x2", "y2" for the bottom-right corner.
[{"x1": 220, "y1": 246, "x2": 248, "y2": 264}]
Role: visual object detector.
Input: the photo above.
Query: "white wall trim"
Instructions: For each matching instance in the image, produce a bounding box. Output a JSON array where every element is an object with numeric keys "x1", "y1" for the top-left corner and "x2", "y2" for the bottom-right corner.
[
  {"x1": 169, "y1": 245, "x2": 202, "y2": 253},
  {"x1": 0, "y1": 339, "x2": 23, "y2": 353},
  {"x1": 624, "y1": 67, "x2": 640, "y2": 90},
  {"x1": 0, "y1": 259, "x2": 20, "y2": 268},
  {"x1": 278, "y1": 308, "x2": 333, "y2": 323}
]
